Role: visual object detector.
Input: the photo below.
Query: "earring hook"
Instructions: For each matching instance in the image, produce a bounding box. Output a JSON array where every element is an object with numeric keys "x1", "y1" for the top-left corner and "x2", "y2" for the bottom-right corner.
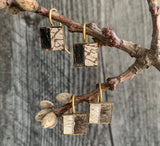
[
  {"x1": 72, "y1": 95, "x2": 75, "y2": 114},
  {"x1": 97, "y1": 83, "x2": 102, "y2": 103},
  {"x1": 49, "y1": 8, "x2": 62, "y2": 27},
  {"x1": 83, "y1": 23, "x2": 88, "y2": 43}
]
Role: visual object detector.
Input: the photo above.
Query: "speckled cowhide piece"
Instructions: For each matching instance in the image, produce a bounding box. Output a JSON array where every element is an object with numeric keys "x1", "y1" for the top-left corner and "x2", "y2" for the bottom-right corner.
[
  {"x1": 89, "y1": 102, "x2": 113, "y2": 124},
  {"x1": 40, "y1": 26, "x2": 65, "y2": 51},
  {"x1": 72, "y1": 42, "x2": 98, "y2": 67},
  {"x1": 62, "y1": 114, "x2": 87, "y2": 135}
]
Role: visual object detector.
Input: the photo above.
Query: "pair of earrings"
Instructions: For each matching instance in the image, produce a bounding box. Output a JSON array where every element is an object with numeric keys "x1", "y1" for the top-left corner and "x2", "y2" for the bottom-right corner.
[
  {"x1": 40, "y1": 8, "x2": 99, "y2": 67},
  {"x1": 62, "y1": 83, "x2": 114, "y2": 135}
]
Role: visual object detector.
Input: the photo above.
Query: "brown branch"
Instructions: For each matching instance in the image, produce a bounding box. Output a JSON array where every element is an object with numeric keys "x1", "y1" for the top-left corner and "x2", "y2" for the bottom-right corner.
[
  {"x1": 100, "y1": 27, "x2": 147, "y2": 57},
  {"x1": 154, "y1": 63, "x2": 160, "y2": 71},
  {"x1": 147, "y1": 0, "x2": 160, "y2": 56},
  {"x1": 54, "y1": 83, "x2": 109, "y2": 117},
  {"x1": 0, "y1": 0, "x2": 159, "y2": 127},
  {"x1": 2, "y1": 0, "x2": 148, "y2": 58},
  {"x1": 147, "y1": 0, "x2": 157, "y2": 11},
  {"x1": 37, "y1": 7, "x2": 148, "y2": 58},
  {"x1": 153, "y1": 56, "x2": 160, "y2": 71},
  {"x1": 53, "y1": 59, "x2": 151, "y2": 117}
]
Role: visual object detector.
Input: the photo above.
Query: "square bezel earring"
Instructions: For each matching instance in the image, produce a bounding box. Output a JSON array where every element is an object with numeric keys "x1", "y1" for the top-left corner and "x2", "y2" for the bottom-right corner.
[
  {"x1": 72, "y1": 23, "x2": 99, "y2": 67},
  {"x1": 62, "y1": 95, "x2": 87, "y2": 135},
  {"x1": 40, "y1": 8, "x2": 70, "y2": 54},
  {"x1": 89, "y1": 83, "x2": 114, "y2": 124}
]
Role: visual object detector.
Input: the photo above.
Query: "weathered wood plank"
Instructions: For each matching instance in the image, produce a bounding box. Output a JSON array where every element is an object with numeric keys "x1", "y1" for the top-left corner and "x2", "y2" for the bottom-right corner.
[
  {"x1": 0, "y1": 0, "x2": 160, "y2": 146},
  {"x1": 0, "y1": 9, "x2": 13, "y2": 146}
]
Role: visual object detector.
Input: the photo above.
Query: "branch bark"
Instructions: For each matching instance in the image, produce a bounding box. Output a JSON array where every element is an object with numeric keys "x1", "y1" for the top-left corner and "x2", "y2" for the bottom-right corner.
[
  {"x1": 0, "y1": 0, "x2": 159, "y2": 127},
  {"x1": 53, "y1": 59, "x2": 150, "y2": 117},
  {"x1": 37, "y1": 7, "x2": 148, "y2": 58},
  {"x1": 3, "y1": 0, "x2": 148, "y2": 58},
  {"x1": 153, "y1": 56, "x2": 160, "y2": 71},
  {"x1": 147, "y1": 0, "x2": 160, "y2": 55},
  {"x1": 154, "y1": 63, "x2": 160, "y2": 71}
]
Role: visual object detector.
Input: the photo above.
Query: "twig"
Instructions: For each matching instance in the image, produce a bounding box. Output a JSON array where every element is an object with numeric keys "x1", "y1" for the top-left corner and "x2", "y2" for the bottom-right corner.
[
  {"x1": 147, "y1": 0, "x2": 160, "y2": 56},
  {"x1": 0, "y1": 0, "x2": 159, "y2": 119}
]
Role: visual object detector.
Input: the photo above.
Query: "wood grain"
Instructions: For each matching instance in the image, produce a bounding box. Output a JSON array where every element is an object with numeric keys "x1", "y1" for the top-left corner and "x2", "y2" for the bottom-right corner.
[{"x1": 0, "y1": 0, "x2": 160, "y2": 146}]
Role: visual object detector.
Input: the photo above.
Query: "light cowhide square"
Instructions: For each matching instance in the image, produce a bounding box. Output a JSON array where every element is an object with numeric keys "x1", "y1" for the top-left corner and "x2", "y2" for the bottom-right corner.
[
  {"x1": 62, "y1": 113, "x2": 87, "y2": 135},
  {"x1": 89, "y1": 102, "x2": 113, "y2": 124}
]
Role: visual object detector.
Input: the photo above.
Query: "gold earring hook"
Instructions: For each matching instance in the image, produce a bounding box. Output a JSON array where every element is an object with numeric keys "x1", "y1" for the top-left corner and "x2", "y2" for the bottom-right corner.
[
  {"x1": 72, "y1": 95, "x2": 75, "y2": 114},
  {"x1": 65, "y1": 48, "x2": 70, "y2": 54},
  {"x1": 97, "y1": 83, "x2": 102, "y2": 103},
  {"x1": 83, "y1": 23, "x2": 88, "y2": 43},
  {"x1": 49, "y1": 8, "x2": 62, "y2": 27}
]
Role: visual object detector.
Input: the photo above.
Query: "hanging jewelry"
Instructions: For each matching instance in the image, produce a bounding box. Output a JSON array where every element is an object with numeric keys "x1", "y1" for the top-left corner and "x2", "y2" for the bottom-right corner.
[
  {"x1": 72, "y1": 23, "x2": 98, "y2": 67},
  {"x1": 62, "y1": 95, "x2": 87, "y2": 135},
  {"x1": 40, "y1": 8, "x2": 70, "y2": 54},
  {"x1": 89, "y1": 83, "x2": 114, "y2": 124}
]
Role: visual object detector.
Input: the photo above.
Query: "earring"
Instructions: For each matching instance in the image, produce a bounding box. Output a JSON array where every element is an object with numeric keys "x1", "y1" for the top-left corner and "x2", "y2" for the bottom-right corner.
[
  {"x1": 62, "y1": 95, "x2": 87, "y2": 135},
  {"x1": 89, "y1": 83, "x2": 114, "y2": 124},
  {"x1": 40, "y1": 8, "x2": 70, "y2": 54},
  {"x1": 72, "y1": 23, "x2": 98, "y2": 67}
]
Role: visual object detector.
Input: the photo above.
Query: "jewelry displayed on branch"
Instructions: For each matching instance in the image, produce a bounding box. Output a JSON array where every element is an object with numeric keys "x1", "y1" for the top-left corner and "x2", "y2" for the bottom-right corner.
[
  {"x1": 40, "y1": 8, "x2": 70, "y2": 54},
  {"x1": 62, "y1": 95, "x2": 87, "y2": 135},
  {"x1": 72, "y1": 23, "x2": 99, "y2": 67},
  {"x1": 89, "y1": 83, "x2": 114, "y2": 124},
  {"x1": 36, "y1": 8, "x2": 114, "y2": 134}
]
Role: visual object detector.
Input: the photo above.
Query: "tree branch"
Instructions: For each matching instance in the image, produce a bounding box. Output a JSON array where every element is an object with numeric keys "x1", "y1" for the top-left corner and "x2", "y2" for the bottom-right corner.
[
  {"x1": 153, "y1": 56, "x2": 160, "y2": 71},
  {"x1": 100, "y1": 27, "x2": 147, "y2": 57},
  {"x1": 147, "y1": 0, "x2": 160, "y2": 55},
  {"x1": 37, "y1": 7, "x2": 148, "y2": 58},
  {"x1": 154, "y1": 63, "x2": 160, "y2": 71},
  {"x1": 53, "y1": 58, "x2": 150, "y2": 117},
  {"x1": 91, "y1": 27, "x2": 147, "y2": 57},
  {"x1": 0, "y1": 0, "x2": 159, "y2": 129},
  {"x1": 1, "y1": 0, "x2": 147, "y2": 58},
  {"x1": 147, "y1": 0, "x2": 157, "y2": 11}
]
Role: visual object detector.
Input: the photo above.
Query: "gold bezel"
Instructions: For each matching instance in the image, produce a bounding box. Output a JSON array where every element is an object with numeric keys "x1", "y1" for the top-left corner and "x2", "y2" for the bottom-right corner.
[
  {"x1": 72, "y1": 42, "x2": 98, "y2": 68},
  {"x1": 62, "y1": 113, "x2": 87, "y2": 135},
  {"x1": 88, "y1": 102, "x2": 114, "y2": 124},
  {"x1": 39, "y1": 26, "x2": 66, "y2": 51}
]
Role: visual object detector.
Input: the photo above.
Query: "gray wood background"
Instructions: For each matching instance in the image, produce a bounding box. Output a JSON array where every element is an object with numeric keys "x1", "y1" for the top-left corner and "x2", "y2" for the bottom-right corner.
[{"x1": 0, "y1": 0, "x2": 160, "y2": 146}]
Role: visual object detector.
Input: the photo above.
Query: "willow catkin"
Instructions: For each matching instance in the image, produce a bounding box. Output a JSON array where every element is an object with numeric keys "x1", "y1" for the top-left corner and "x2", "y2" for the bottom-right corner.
[
  {"x1": 41, "y1": 112, "x2": 58, "y2": 128},
  {"x1": 56, "y1": 93, "x2": 72, "y2": 104},
  {"x1": 40, "y1": 100, "x2": 55, "y2": 109},
  {"x1": 0, "y1": 0, "x2": 7, "y2": 9},
  {"x1": 35, "y1": 109, "x2": 51, "y2": 122},
  {"x1": 15, "y1": 0, "x2": 39, "y2": 12}
]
